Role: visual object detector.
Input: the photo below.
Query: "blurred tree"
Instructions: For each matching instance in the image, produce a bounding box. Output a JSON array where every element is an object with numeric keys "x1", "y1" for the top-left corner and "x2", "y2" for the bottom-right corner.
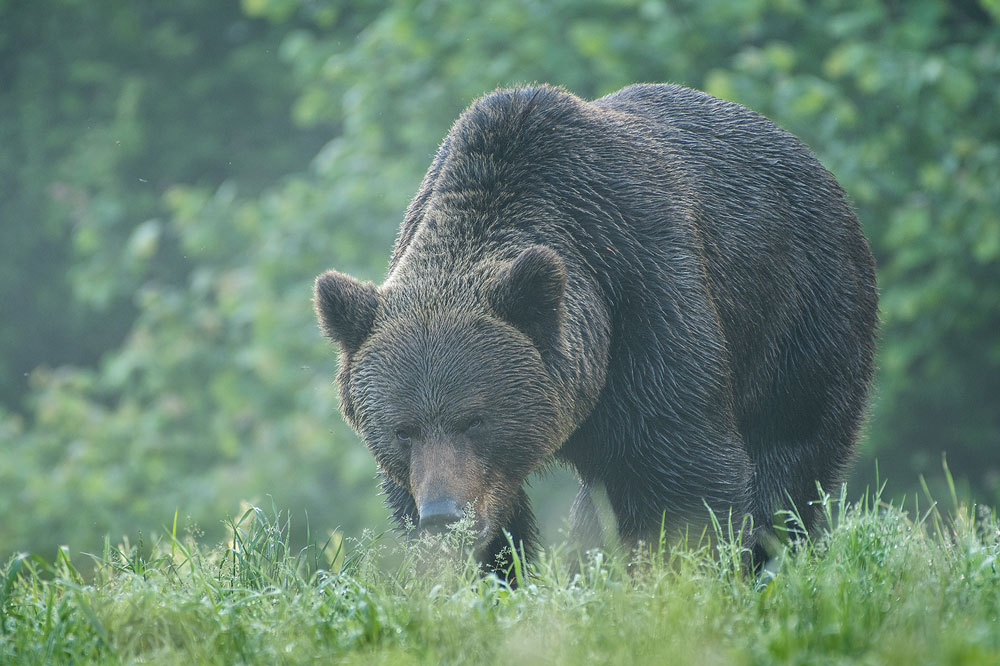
[
  {"x1": 1, "y1": 0, "x2": 997, "y2": 560},
  {"x1": 0, "y1": 0, "x2": 329, "y2": 409}
]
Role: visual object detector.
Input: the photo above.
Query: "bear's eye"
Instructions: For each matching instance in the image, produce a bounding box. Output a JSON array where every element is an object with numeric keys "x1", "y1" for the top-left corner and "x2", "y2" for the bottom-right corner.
[
  {"x1": 394, "y1": 427, "x2": 416, "y2": 444},
  {"x1": 464, "y1": 417, "x2": 483, "y2": 432}
]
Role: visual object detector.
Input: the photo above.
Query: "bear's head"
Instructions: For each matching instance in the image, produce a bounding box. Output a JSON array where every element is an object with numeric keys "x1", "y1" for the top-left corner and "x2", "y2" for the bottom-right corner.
[{"x1": 314, "y1": 245, "x2": 567, "y2": 553}]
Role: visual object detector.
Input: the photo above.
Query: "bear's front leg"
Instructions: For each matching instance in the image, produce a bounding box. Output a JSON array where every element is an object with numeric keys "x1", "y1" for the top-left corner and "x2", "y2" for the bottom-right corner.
[{"x1": 481, "y1": 487, "x2": 539, "y2": 580}]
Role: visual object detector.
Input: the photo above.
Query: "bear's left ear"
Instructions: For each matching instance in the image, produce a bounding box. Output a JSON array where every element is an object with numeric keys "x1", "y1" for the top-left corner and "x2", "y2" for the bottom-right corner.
[{"x1": 489, "y1": 245, "x2": 566, "y2": 349}]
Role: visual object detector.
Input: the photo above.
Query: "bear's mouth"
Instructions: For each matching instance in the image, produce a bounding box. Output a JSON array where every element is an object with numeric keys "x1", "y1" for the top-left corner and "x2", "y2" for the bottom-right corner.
[
  {"x1": 416, "y1": 505, "x2": 491, "y2": 545},
  {"x1": 413, "y1": 515, "x2": 496, "y2": 566},
  {"x1": 472, "y1": 521, "x2": 494, "y2": 553}
]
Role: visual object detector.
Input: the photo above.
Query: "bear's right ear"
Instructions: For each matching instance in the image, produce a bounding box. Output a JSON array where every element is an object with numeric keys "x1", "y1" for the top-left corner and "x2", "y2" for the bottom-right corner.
[
  {"x1": 489, "y1": 245, "x2": 567, "y2": 350},
  {"x1": 314, "y1": 270, "x2": 379, "y2": 354}
]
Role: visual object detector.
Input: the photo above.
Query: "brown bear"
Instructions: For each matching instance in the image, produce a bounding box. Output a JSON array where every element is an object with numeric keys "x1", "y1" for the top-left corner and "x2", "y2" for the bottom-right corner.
[{"x1": 314, "y1": 83, "x2": 878, "y2": 570}]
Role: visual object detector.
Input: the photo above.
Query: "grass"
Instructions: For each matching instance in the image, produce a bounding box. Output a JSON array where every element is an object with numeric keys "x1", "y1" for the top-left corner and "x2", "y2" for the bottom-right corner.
[{"x1": 1, "y1": 484, "x2": 998, "y2": 666}]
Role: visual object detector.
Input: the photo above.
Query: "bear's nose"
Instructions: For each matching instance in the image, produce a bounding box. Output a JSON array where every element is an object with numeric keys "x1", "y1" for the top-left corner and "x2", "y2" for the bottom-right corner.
[{"x1": 418, "y1": 498, "x2": 463, "y2": 534}]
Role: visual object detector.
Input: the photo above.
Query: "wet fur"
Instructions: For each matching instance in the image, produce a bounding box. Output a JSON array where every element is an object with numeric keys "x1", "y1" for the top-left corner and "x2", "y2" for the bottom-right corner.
[{"x1": 315, "y1": 83, "x2": 878, "y2": 569}]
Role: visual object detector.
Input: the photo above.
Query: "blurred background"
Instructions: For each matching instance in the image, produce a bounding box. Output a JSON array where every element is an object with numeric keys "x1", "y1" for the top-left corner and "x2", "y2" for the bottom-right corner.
[{"x1": 1, "y1": 0, "x2": 998, "y2": 561}]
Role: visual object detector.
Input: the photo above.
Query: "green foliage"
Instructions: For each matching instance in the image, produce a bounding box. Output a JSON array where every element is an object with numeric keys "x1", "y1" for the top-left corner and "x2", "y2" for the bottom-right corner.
[
  {"x1": 1, "y1": 0, "x2": 998, "y2": 560},
  {"x1": 1, "y1": 493, "x2": 999, "y2": 665},
  {"x1": 0, "y1": 0, "x2": 328, "y2": 407}
]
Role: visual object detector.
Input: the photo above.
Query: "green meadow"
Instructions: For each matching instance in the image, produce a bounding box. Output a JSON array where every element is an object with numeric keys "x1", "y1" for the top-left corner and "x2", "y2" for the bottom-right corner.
[{"x1": 4, "y1": 483, "x2": 997, "y2": 666}]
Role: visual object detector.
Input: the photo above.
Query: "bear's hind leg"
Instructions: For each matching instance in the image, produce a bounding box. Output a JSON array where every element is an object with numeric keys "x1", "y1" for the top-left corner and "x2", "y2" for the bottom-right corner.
[{"x1": 745, "y1": 375, "x2": 870, "y2": 563}]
